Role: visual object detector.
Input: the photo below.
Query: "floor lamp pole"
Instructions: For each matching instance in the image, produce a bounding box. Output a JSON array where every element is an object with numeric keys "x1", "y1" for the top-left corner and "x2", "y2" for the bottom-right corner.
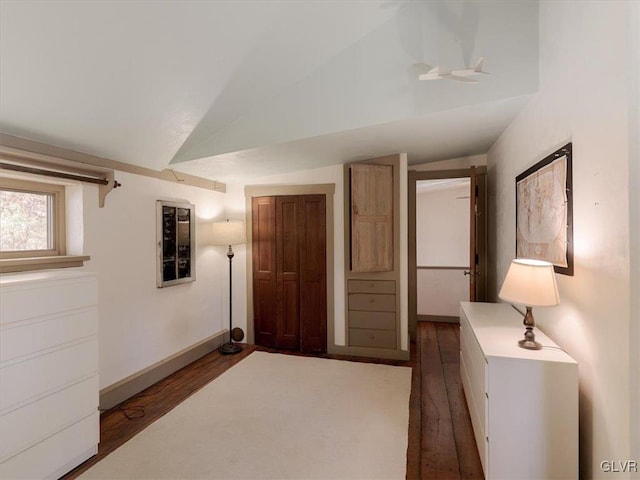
[{"x1": 220, "y1": 245, "x2": 241, "y2": 354}]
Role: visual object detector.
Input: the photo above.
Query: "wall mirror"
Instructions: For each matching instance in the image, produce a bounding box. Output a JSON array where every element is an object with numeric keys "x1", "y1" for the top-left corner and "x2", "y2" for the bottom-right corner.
[{"x1": 156, "y1": 200, "x2": 195, "y2": 287}]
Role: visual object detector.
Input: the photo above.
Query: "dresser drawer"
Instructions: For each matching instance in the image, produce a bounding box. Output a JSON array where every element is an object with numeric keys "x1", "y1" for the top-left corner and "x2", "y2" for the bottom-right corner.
[
  {"x1": 1, "y1": 375, "x2": 98, "y2": 462},
  {"x1": 0, "y1": 308, "x2": 98, "y2": 363},
  {"x1": 349, "y1": 328, "x2": 396, "y2": 348},
  {"x1": 0, "y1": 338, "x2": 98, "y2": 412},
  {"x1": 0, "y1": 275, "x2": 97, "y2": 325},
  {"x1": 348, "y1": 293, "x2": 395, "y2": 312},
  {"x1": 348, "y1": 280, "x2": 395, "y2": 295},
  {"x1": 0, "y1": 411, "x2": 98, "y2": 480},
  {"x1": 348, "y1": 311, "x2": 395, "y2": 330}
]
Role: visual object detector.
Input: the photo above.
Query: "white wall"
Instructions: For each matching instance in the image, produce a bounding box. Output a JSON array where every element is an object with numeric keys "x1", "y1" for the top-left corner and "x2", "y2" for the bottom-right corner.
[
  {"x1": 628, "y1": 0, "x2": 640, "y2": 472},
  {"x1": 416, "y1": 183, "x2": 470, "y2": 266},
  {"x1": 78, "y1": 171, "x2": 227, "y2": 389},
  {"x1": 487, "y1": 2, "x2": 635, "y2": 477}
]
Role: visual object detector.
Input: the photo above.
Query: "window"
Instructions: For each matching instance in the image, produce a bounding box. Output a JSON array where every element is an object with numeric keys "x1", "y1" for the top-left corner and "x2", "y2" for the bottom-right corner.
[{"x1": 0, "y1": 177, "x2": 66, "y2": 259}]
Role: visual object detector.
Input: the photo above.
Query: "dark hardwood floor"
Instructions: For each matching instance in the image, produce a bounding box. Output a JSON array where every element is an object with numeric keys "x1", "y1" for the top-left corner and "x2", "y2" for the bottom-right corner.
[{"x1": 63, "y1": 322, "x2": 482, "y2": 480}]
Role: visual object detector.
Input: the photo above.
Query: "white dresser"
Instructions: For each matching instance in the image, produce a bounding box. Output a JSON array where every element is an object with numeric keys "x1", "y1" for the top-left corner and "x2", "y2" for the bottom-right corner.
[
  {"x1": 459, "y1": 302, "x2": 578, "y2": 480},
  {"x1": 0, "y1": 270, "x2": 99, "y2": 480}
]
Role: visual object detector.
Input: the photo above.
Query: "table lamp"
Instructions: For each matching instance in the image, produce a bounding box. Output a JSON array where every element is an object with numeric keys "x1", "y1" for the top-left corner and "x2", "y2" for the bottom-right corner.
[{"x1": 498, "y1": 258, "x2": 560, "y2": 350}]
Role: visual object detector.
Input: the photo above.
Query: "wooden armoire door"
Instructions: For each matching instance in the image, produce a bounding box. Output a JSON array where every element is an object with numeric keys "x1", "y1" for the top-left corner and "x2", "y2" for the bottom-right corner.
[
  {"x1": 275, "y1": 196, "x2": 301, "y2": 349},
  {"x1": 252, "y1": 196, "x2": 277, "y2": 347},
  {"x1": 299, "y1": 195, "x2": 327, "y2": 353},
  {"x1": 252, "y1": 195, "x2": 327, "y2": 352}
]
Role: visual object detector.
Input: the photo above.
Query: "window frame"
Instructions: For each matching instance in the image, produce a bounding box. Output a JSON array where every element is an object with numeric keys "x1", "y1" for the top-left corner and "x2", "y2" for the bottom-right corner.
[{"x1": 0, "y1": 176, "x2": 67, "y2": 259}]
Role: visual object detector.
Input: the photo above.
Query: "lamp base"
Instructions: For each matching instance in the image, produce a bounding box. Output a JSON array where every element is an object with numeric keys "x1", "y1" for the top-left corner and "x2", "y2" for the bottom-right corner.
[
  {"x1": 220, "y1": 342, "x2": 242, "y2": 355},
  {"x1": 518, "y1": 307, "x2": 543, "y2": 350},
  {"x1": 518, "y1": 338, "x2": 542, "y2": 350}
]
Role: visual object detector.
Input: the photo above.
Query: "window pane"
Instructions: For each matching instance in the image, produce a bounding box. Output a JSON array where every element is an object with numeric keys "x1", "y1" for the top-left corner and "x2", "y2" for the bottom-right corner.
[{"x1": 0, "y1": 190, "x2": 52, "y2": 251}]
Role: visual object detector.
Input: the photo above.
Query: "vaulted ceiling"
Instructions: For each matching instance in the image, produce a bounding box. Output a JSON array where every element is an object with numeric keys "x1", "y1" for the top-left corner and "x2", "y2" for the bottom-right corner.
[{"x1": 0, "y1": 1, "x2": 538, "y2": 183}]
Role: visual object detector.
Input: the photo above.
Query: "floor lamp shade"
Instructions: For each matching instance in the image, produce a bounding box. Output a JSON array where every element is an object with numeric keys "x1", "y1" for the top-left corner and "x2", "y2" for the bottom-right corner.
[
  {"x1": 211, "y1": 220, "x2": 246, "y2": 246},
  {"x1": 499, "y1": 259, "x2": 559, "y2": 349},
  {"x1": 212, "y1": 220, "x2": 246, "y2": 354}
]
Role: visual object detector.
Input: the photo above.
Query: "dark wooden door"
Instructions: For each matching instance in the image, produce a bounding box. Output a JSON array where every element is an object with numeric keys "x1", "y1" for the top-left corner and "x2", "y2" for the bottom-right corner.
[
  {"x1": 299, "y1": 195, "x2": 327, "y2": 353},
  {"x1": 252, "y1": 194, "x2": 327, "y2": 352},
  {"x1": 468, "y1": 166, "x2": 488, "y2": 302},
  {"x1": 252, "y1": 196, "x2": 277, "y2": 346},
  {"x1": 275, "y1": 196, "x2": 301, "y2": 349}
]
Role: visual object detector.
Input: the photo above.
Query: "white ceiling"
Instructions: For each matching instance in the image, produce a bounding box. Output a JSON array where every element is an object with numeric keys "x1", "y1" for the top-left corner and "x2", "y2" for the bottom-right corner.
[{"x1": 0, "y1": 1, "x2": 539, "y2": 184}]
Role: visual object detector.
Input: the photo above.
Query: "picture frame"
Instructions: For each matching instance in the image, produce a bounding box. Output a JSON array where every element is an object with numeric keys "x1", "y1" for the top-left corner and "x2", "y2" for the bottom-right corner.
[
  {"x1": 156, "y1": 200, "x2": 196, "y2": 287},
  {"x1": 515, "y1": 142, "x2": 573, "y2": 276}
]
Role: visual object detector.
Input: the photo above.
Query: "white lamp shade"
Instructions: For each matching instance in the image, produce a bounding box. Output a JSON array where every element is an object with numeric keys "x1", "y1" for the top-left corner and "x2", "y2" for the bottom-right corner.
[
  {"x1": 211, "y1": 220, "x2": 246, "y2": 246},
  {"x1": 498, "y1": 259, "x2": 560, "y2": 306}
]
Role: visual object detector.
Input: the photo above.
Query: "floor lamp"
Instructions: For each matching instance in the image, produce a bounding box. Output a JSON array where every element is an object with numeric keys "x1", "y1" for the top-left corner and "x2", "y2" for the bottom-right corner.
[{"x1": 212, "y1": 219, "x2": 246, "y2": 354}]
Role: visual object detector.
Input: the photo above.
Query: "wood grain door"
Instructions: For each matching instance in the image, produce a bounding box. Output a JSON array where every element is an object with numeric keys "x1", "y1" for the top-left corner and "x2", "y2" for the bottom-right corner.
[
  {"x1": 252, "y1": 196, "x2": 277, "y2": 346},
  {"x1": 299, "y1": 195, "x2": 327, "y2": 353},
  {"x1": 252, "y1": 195, "x2": 327, "y2": 352},
  {"x1": 469, "y1": 167, "x2": 488, "y2": 302},
  {"x1": 351, "y1": 164, "x2": 393, "y2": 272},
  {"x1": 275, "y1": 196, "x2": 301, "y2": 349}
]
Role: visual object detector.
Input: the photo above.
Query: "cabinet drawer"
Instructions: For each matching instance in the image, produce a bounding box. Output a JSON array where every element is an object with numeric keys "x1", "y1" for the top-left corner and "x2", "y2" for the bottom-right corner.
[
  {"x1": 0, "y1": 308, "x2": 98, "y2": 363},
  {"x1": 349, "y1": 328, "x2": 396, "y2": 349},
  {"x1": 461, "y1": 351, "x2": 487, "y2": 473},
  {"x1": 0, "y1": 276, "x2": 97, "y2": 325},
  {"x1": 460, "y1": 317, "x2": 487, "y2": 434},
  {"x1": 0, "y1": 411, "x2": 98, "y2": 480},
  {"x1": 0, "y1": 339, "x2": 98, "y2": 411},
  {"x1": 1, "y1": 375, "x2": 98, "y2": 461},
  {"x1": 348, "y1": 293, "x2": 395, "y2": 312},
  {"x1": 348, "y1": 311, "x2": 396, "y2": 330},
  {"x1": 348, "y1": 280, "x2": 395, "y2": 295}
]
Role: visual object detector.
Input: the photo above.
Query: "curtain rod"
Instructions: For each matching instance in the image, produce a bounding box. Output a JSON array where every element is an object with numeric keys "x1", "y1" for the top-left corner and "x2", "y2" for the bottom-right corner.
[{"x1": 0, "y1": 161, "x2": 121, "y2": 188}]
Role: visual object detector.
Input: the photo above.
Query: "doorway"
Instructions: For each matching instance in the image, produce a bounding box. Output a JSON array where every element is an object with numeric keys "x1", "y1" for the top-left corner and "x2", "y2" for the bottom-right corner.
[
  {"x1": 408, "y1": 167, "x2": 487, "y2": 340},
  {"x1": 251, "y1": 194, "x2": 327, "y2": 353}
]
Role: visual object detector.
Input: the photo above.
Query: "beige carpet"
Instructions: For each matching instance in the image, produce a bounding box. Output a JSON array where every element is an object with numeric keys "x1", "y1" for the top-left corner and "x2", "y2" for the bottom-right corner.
[{"x1": 80, "y1": 352, "x2": 412, "y2": 480}]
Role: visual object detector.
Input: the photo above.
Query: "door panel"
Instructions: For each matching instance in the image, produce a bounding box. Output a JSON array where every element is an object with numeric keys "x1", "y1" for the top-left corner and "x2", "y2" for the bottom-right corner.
[
  {"x1": 469, "y1": 166, "x2": 488, "y2": 302},
  {"x1": 469, "y1": 167, "x2": 477, "y2": 302},
  {"x1": 252, "y1": 197, "x2": 276, "y2": 347},
  {"x1": 475, "y1": 172, "x2": 488, "y2": 302},
  {"x1": 275, "y1": 196, "x2": 300, "y2": 349},
  {"x1": 299, "y1": 195, "x2": 327, "y2": 353},
  {"x1": 351, "y1": 164, "x2": 393, "y2": 272}
]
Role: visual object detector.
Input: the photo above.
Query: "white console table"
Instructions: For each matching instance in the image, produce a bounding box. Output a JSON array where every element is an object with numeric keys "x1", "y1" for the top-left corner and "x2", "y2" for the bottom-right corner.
[
  {"x1": 0, "y1": 270, "x2": 99, "y2": 479},
  {"x1": 459, "y1": 302, "x2": 578, "y2": 479}
]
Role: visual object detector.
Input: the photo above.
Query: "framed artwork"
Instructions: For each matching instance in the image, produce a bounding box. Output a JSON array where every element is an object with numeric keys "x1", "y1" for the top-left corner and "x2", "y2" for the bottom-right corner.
[
  {"x1": 516, "y1": 142, "x2": 573, "y2": 276},
  {"x1": 156, "y1": 200, "x2": 196, "y2": 287}
]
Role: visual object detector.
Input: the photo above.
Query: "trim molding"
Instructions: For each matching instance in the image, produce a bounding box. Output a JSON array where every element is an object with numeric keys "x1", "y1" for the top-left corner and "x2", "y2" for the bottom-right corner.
[
  {"x1": 0, "y1": 255, "x2": 90, "y2": 273},
  {"x1": 0, "y1": 133, "x2": 225, "y2": 193},
  {"x1": 328, "y1": 344, "x2": 410, "y2": 361},
  {"x1": 99, "y1": 330, "x2": 227, "y2": 410},
  {"x1": 417, "y1": 314, "x2": 459, "y2": 324}
]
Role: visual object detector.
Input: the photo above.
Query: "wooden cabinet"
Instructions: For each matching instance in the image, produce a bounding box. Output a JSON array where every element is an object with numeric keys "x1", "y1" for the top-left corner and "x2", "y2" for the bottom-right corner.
[
  {"x1": 344, "y1": 157, "x2": 402, "y2": 356},
  {"x1": 347, "y1": 280, "x2": 396, "y2": 349},
  {"x1": 0, "y1": 271, "x2": 99, "y2": 480},
  {"x1": 350, "y1": 163, "x2": 393, "y2": 273},
  {"x1": 459, "y1": 302, "x2": 578, "y2": 479}
]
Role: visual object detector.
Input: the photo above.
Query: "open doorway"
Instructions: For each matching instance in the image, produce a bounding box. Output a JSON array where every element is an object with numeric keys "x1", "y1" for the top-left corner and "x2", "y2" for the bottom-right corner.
[
  {"x1": 415, "y1": 178, "x2": 471, "y2": 322},
  {"x1": 408, "y1": 168, "x2": 487, "y2": 340}
]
